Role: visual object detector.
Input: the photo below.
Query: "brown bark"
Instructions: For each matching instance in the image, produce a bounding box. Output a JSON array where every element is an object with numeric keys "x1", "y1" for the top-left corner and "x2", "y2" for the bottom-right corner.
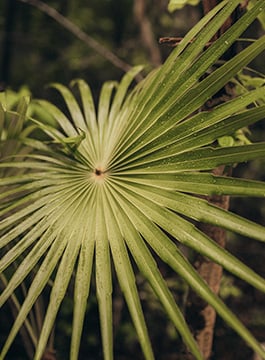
[{"x1": 41, "y1": 349, "x2": 57, "y2": 360}]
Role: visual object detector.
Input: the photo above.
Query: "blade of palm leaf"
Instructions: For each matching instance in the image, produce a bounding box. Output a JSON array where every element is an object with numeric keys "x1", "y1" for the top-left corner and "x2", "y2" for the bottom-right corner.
[
  {"x1": 115, "y1": 143, "x2": 265, "y2": 173},
  {"x1": 107, "y1": 65, "x2": 144, "y2": 133},
  {"x1": 1, "y1": 131, "x2": 23, "y2": 160},
  {"x1": 0, "y1": 158, "x2": 69, "y2": 171},
  {"x1": 161, "y1": 92, "x2": 265, "y2": 146},
  {"x1": 5, "y1": 181, "x2": 94, "y2": 358},
  {"x1": 0, "y1": 103, "x2": 4, "y2": 131},
  {"x1": 165, "y1": 190, "x2": 265, "y2": 240},
  {"x1": 7, "y1": 96, "x2": 30, "y2": 138},
  {"x1": 25, "y1": 156, "x2": 92, "y2": 175},
  {"x1": 95, "y1": 188, "x2": 113, "y2": 360},
  {"x1": 111, "y1": 189, "x2": 265, "y2": 358},
  {"x1": 0, "y1": 175, "x2": 90, "y2": 234},
  {"x1": 108, "y1": 66, "x2": 144, "y2": 124},
  {"x1": 27, "y1": 118, "x2": 90, "y2": 166},
  {"x1": 71, "y1": 205, "x2": 96, "y2": 360},
  {"x1": 36, "y1": 99, "x2": 77, "y2": 136},
  {"x1": 162, "y1": 33, "x2": 265, "y2": 122},
  {"x1": 0, "y1": 231, "x2": 68, "y2": 359},
  {"x1": 109, "y1": 1, "x2": 264, "y2": 165},
  {"x1": 71, "y1": 79, "x2": 98, "y2": 160},
  {"x1": 104, "y1": 185, "x2": 203, "y2": 360},
  {"x1": 0, "y1": 92, "x2": 6, "y2": 110},
  {"x1": 109, "y1": 181, "x2": 265, "y2": 292},
  {"x1": 49, "y1": 83, "x2": 87, "y2": 131},
  {"x1": 112, "y1": 34, "x2": 265, "y2": 168},
  {"x1": 0, "y1": 191, "x2": 60, "y2": 238},
  {"x1": 115, "y1": 179, "x2": 265, "y2": 242},
  {"x1": 0, "y1": 273, "x2": 38, "y2": 347},
  {"x1": 113, "y1": 103, "x2": 265, "y2": 169},
  {"x1": 0, "y1": 180, "x2": 67, "y2": 214},
  {"x1": 97, "y1": 81, "x2": 118, "y2": 166},
  {"x1": 23, "y1": 136, "x2": 62, "y2": 155},
  {"x1": 28, "y1": 116, "x2": 70, "y2": 141},
  {"x1": 0, "y1": 216, "x2": 55, "y2": 275},
  {"x1": 20, "y1": 123, "x2": 37, "y2": 139},
  {"x1": 0, "y1": 175, "x2": 92, "y2": 269},
  {"x1": 0, "y1": 172, "x2": 85, "y2": 188},
  {"x1": 0, "y1": 200, "x2": 66, "y2": 251},
  {"x1": 0, "y1": 175, "x2": 92, "y2": 248},
  {"x1": 115, "y1": 90, "x2": 265, "y2": 167},
  {"x1": 116, "y1": 172, "x2": 265, "y2": 197},
  {"x1": 23, "y1": 153, "x2": 86, "y2": 167},
  {"x1": 101, "y1": 187, "x2": 155, "y2": 360},
  {"x1": 109, "y1": 1, "x2": 239, "y2": 160},
  {"x1": 71, "y1": 79, "x2": 97, "y2": 131},
  {"x1": 0, "y1": 154, "x2": 91, "y2": 177},
  {"x1": 1, "y1": 155, "x2": 90, "y2": 182},
  {"x1": 0, "y1": 163, "x2": 83, "y2": 185},
  {"x1": 0, "y1": 173, "x2": 90, "y2": 203},
  {"x1": 121, "y1": 194, "x2": 264, "y2": 356},
  {"x1": 0, "y1": 177, "x2": 53, "y2": 202},
  {"x1": 34, "y1": 224, "x2": 83, "y2": 360},
  {"x1": 98, "y1": 82, "x2": 118, "y2": 127},
  {"x1": 0, "y1": 183, "x2": 42, "y2": 208},
  {"x1": 0, "y1": 181, "x2": 94, "y2": 304},
  {"x1": 147, "y1": 0, "x2": 265, "y2": 120},
  {"x1": 121, "y1": 111, "x2": 265, "y2": 169},
  {"x1": 103, "y1": 78, "x2": 149, "y2": 168},
  {"x1": 0, "y1": 227, "x2": 57, "y2": 308}
]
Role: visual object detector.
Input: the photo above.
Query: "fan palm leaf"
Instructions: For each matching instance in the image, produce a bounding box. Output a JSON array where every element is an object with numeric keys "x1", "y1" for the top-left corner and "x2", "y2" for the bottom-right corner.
[{"x1": 1, "y1": 1, "x2": 265, "y2": 359}]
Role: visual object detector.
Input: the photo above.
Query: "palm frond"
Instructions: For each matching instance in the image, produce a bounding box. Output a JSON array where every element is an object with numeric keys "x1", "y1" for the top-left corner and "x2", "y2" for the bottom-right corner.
[{"x1": 1, "y1": 1, "x2": 265, "y2": 359}]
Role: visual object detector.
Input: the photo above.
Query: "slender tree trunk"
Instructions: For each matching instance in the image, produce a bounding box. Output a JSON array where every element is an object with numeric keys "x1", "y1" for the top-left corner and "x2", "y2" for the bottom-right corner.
[{"x1": 185, "y1": 1, "x2": 249, "y2": 359}]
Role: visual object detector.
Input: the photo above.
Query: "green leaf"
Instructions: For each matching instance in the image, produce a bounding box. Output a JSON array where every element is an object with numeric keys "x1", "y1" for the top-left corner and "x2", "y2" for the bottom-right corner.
[
  {"x1": 110, "y1": 1, "x2": 265, "y2": 167},
  {"x1": 117, "y1": 172, "x2": 265, "y2": 197},
  {"x1": 109, "y1": 182, "x2": 265, "y2": 359},
  {"x1": 71, "y1": 213, "x2": 95, "y2": 360},
  {"x1": 102, "y1": 187, "x2": 155, "y2": 360},
  {"x1": 0, "y1": 232, "x2": 68, "y2": 359},
  {"x1": 115, "y1": 143, "x2": 265, "y2": 173},
  {"x1": 95, "y1": 189, "x2": 113, "y2": 360},
  {"x1": 109, "y1": 180, "x2": 265, "y2": 291},
  {"x1": 105, "y1": 186, "x2": 204, "y2": 360},
  {"x1": 248, "y1": 0, "x2": 265, "y2": 29}
]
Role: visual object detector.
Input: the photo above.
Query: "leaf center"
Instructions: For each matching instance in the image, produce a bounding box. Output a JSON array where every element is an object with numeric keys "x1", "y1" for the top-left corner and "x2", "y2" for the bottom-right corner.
[
  {"x1": 92, "y1": 167, "x2": 108, "y2": 183},
  {"x1": 95, "y1": 168, "x2": 102, "y2": 176}
]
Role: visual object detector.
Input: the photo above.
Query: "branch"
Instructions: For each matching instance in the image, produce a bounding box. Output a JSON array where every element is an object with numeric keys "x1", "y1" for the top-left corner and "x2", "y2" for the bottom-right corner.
[
  {"x1": 17, "y1": 0, "x2": 133, "y2": 74},
  {"x1": 133, "y1": 0, "x2": 162, "y2": 66}
]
